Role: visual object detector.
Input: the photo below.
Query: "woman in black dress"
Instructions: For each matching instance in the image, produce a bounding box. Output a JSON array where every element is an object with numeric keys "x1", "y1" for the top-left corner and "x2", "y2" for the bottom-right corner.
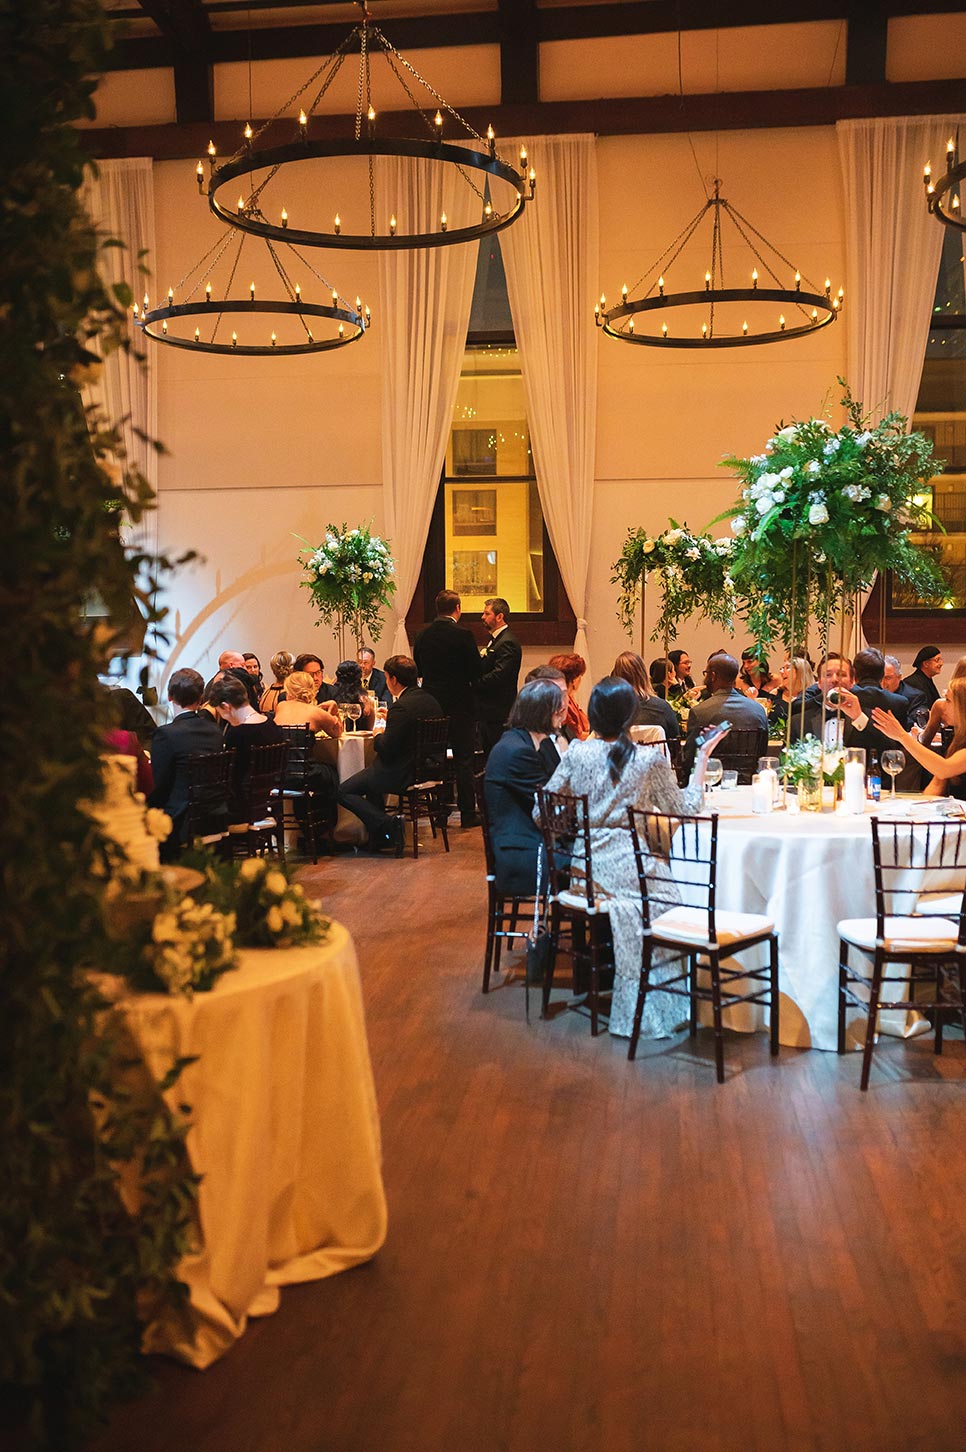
[
  {"x1": 206, "y1": 675, "x2": 283, "y2": 823},
  {"x1": 331, "y1": 659, "x2": 376, "y2": 731},
  {"x1": 484, "y1": 679, "x2": 567, "y2": 895}
]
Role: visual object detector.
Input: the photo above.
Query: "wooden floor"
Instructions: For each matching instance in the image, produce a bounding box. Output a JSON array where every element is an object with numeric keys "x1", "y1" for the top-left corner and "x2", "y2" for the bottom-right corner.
[{"x1": 96, "y1": 827, "x2": 966, "y2": 1452}]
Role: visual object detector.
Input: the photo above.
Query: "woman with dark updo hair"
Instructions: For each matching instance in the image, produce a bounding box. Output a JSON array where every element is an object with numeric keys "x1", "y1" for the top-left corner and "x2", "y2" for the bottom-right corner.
[
  {"x1": 537, "y1": 676, "x2": 729, "y2": 1039},
  {"x1": 331, "y1": 659, "x2": 376, "y2": 731}
]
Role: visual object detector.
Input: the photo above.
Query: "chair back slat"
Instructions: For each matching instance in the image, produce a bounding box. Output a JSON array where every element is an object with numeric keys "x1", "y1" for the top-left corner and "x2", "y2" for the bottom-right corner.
[
  {"x1": 628, "y1": 807, "x2": 719, "y2": 942},
  {"x1": 871, "y1": 817, "x2": 966, "y2": 941},
  {"x1": 536, "y1": 788, "x2": 597, "y2": 911},
  {"x1": 413, "y1": 716, "x2": 450, "y2": 778},
  {"x1": 474, "y1": 772, "x2": 498, "y2": 878},
  {"x1": 275, "y1": 725, "x2": 313, "y2": 786},
  {"x1": 712, "y1": 727, "x2": 768, "y2": 785},
  {"x1": 240, "y1": 741, "x2": 290, "y2": 823},
  {"x1": 185, "y1": 749, "x2": 233, "y2": 840}
]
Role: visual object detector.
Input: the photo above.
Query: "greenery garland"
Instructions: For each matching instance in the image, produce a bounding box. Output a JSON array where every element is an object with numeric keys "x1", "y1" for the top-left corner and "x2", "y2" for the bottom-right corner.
[
  {"x1": 0, "y1": 5, "x2": 195, "y2": 1444},
  {"x1": 611, "y1": 521, "x2": 736, "y2": 644}
]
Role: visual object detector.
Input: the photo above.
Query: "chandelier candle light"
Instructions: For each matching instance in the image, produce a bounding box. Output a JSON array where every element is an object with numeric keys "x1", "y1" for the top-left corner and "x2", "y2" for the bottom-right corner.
[
  {"x1": 200, "y1": 2, "x2": 535, "y2": 254},
  {"x1": 923, "y1": 133, "x2": 964, "y2": 232},
  {"x1": 596, "y1": 180, "x2": 842, "y2": 347}
]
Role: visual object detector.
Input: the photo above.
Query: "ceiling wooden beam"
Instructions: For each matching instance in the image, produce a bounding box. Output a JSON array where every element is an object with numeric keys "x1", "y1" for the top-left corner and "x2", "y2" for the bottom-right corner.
[
  {"x1": 845, "y1": 2, "x2": 888, "y2": 87},
  {"x1": 135, "y1": 0, "x2": 213, "y2": 123},
  {"x1": 83, "y1": 77, "x2": 966, "y2": 160},
  {"x1": 499, "y1": 0, "x2": 538, "y2": 107}
]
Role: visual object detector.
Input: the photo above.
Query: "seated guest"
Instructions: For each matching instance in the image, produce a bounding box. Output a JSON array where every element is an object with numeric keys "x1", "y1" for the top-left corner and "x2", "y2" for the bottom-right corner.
[
  {"x1": 242, "y1": 653, "x2": 264, "y2": 697},
  {"x1": 332, "y1": 659, "x2": 376, "y2": 730},
  {"x1": 101, "y1": 682, "x2": 157, "y2": 745},
  {"x1": 259, "y1": 650, "x2": 294, "y2": 714},
  {"x1": 836, "y1": 647, "x2": 918, "y2": 790},
  {"x1": 548, "y1": 653, "x2": 590, "y2": 740},
  {"x1": 683, "y1": 652, "x2": 768, "y2": 772},
  {"x1": 206, "y1": 649, "x2": 260, "y2": 710},
  {"x1": 206, "y1": 676, "x2": 283, "y2": 823},
  {"x1": 148, "y1": 668, "x2": 224, "y2": 854},
  {"x1": 525, "y1": 665, "x2": 574, "y2": 746},
  {"x1": 667, "y1": 649, "x2": 694, "y2": 691},
  {"x1": 738, "y1": 645, "x2": 782, "y2": 700},
  {"x1": 292, "y1": 653, "x2": 334, "y2": 705},
  {"x1": 772, "y1": 658, "x2": 824, "y2": 742},
  {"x1": 817, "y1": 652, "x2": 853, "y2": 692},
  {"x1": 357, "y1": 646, "x2": 392, "y2": 707},
  {"x1": 649, "y1": 656, "x2": 677, "y2": 700},
  {"x1": 484, "y1": 679, "x2": 567, "y2": 895},
  {"x1": 902, "y1": 645, "x2": 943, "y2": 713},
  {"x1": 338, "y1": 656, "x2": 443, "y2": 852},
  {"x1": 611, "y1": 650, "x2": 679, "y2": 739},
  {"x1": 912, "y1": 654, "x2": 966, "y2": 746},
  {"x1": 274, "y1": 671, "x2": 343, "y2": 737},
  {"x1": 873, "y1": 678, "x2": 966, "y2": 798}
]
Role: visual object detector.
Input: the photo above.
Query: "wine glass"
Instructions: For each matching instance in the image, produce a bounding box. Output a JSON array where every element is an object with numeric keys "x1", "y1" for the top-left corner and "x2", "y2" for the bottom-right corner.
[
  {"x1": 346, "y1": 702, "x2": 362, "y2": 733},
  {"x1": 704, "y1": 758, "x2": 723, "y2": 793},
  {"x1": 912, "y1": 706, "x2": 930, "y2": 741},
  {"x1": 881, "y1": 749, "x2": 905, "y2": 800}
]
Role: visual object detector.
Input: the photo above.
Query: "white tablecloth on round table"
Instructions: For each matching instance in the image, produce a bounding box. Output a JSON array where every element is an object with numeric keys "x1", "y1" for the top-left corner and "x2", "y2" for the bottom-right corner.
[
  {"x1": 314, "y1": 731, "x2": 377, "y2": 843},
  {"x1": 707, "y1": 788, "x2": 961, "y2": 1051},
  {"x1": 104, "y1": 924, "x2": 387, "y2": 1367}
]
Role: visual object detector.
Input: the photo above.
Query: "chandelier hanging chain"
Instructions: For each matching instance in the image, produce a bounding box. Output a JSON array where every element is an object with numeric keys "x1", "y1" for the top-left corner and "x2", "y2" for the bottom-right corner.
[
  {"x1": 724, "y1": 207, "x2": 814, "y2": 319},
  {"x1": 169, "y1": 225, "x2": 236, "y2": 300},
  {"x1": 378, "y1": 47, "x2": 487, "y2": 204},
  {"x1": 626, "y1": 204, "x2": 709, "y2": 298},
  {"x1": 210, "y1": 229, "x2": 249, "y2": 345}
]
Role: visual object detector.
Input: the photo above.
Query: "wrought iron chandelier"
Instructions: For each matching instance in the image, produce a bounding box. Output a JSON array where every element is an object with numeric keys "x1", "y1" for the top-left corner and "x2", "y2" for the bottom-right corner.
[
  {"x1": 200, "y1": 1, "x2": 535, "y2": 253},
  {"x1": 595, "y1": 179, "x2": 842, "y2": 348},
  {"x1": 135, "y1": 225, "x2": 369, "y2": 356},
  {"x1": 923, "y1": 134, "x2": 964, "y2": 232}
]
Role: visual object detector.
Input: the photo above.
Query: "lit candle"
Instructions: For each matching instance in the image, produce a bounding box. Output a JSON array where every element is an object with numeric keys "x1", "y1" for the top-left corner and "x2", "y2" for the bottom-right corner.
[
  {"x1": 599, "y1": 292, "x2": 606, "y2": 308},
  {"x1": 484, "y1": 202, "x2": 492, "y2": 218},
  {"x1": 368, "y1": 105, "x2": 376, "y2": 124},
  {"x1": 628, "y1": 318, "x2": 635, "y2": 334},
  {"x1": 132, "y1": 303, "x2": 139, "y2": 318},
  {"x1": 355, "y1": 296, "x2": 361, "y2": 311},
  {"x1": 843, "y1": 758, "x2": 866, "y2": 814},
  {"x1": 487, "y1": 124, "x2": 495, "y2": 154},
  {"x1": 167, "y1": 287, "x2": 173, "y2": 303},
  {"x1": 795, "y1": 270, "x2": 801, "y2": 289},
  {"x1": 752, "y1": 268, "x2": 758, "y2": 288},
  {"x1": 924, "y1": 161, "x2": 932, "y2": 185},
  {"x1": 207, "y1": 139, "x2": 216, "y2": 161},
  {"x1": 621, "y1": 283, "x2": 628, "y2": 302},
  {"x1": 779, "y1": 314, "x2": 786, "y2": 331},
  {"x1": 237, "y1": 197, "x2": 245, "y2": 213},
  {"x1": 334, "y1": 213, "x2": 341, "y2": 235},
  {"x1": 338, "y1": 322, "x2": 345, "y2": 338},
  {"x1": 658, "y1": 275, "x2": 664, "y2": 295},
  {"x1": 205, "y1": 282, "x2": 212, "y2": 303},
  {"x1": 520, "y1": 145, "x2": 528, "y2": 166},
  {"x1": 528, "y1": 167, "x2": 536, "y2": 186},
  {"x1": 824, "y1": 277, "x2": 831, "y2": 294},
  {"x1": 705, "y1": 270, "x2": 711, "y2": 290},
  {"x1": 194, "y1": 326, "x2": 200, "y2": 341},
  {"x1": 751, "y1": 774, "x2": 772, "y2": 815},
  {"x1": 162, "y1": 319, "x2": 167, "y2": 334},
  {"x1": 389, "y1": 213, "x2": 396, "y2": 236},
  {"x1": 144, "y1": 292, "x2": 149, "y2": 309},
  {"x1": 661, "y1": 322, "x2": 668, "y2": 337},
  {"x1": 434, "y1": 110, "x2": 443, "y2": 130},
  {"x1": 250, "y1": 281, "x2": 255, "y2": 301},
  {"x1": 742, "y1": 320, "x2": 748, "y2": 335},
  {"x1": 298, "y1": 109, "x2": 307, "y2": 131},
  {"x1": 954, "y1": 194, "x2": 962, "y2": 211},
  {"x1": 364, "y1": 306, "x2": 370, "y2": 322},
  {"x1": 196, "y1": 160, "x2": 204, "y2": 189},
  {"x1": 948, "y1": 137, "x2": 956, "y2": 156},
  {"x1": 594, "y1": 302, "x2": 600, "y2": 321},
  {"x1": 837, "y1": 286, "x2": 844, "y2": 299},
  {"x1": 281, "y1": 207, "x2": 288, "y2": 228},
  {"x1": 441, "y1": 212, "x2": 448, "y2": 232},
  {"x1": 308, "y1": 330, "x2": 314, "y2": 343},
  {"x1": 271, "y1": 331, "x2": 277, "y2": 347},
  {"x1": 244, "y1": 121, "x2": 253, "y2": 140},
  {"x1": 811, "y1": 308, "x2": 817, "y2": 322},
  {"x1": 701, "y1": 322, "x2": 708, "y2": 338},
  {"x1": 231, "y1": 331, "x2": 237, "y2": 347}
]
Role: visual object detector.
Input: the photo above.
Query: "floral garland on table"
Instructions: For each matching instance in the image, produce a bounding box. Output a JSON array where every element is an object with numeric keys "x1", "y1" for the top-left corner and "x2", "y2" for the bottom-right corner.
[
  {"x1": 780, "y1": 735, "x2": 844, "y2": 789},
  {"x1": 611, "y1": 521, "x2": 736, "y2": 643},
  {"x1": 299, "y1": 522, "x2": 396, "y2": 646},
  {"x1": 717, "y1": 382, "x2": 948, "y2": 647}
]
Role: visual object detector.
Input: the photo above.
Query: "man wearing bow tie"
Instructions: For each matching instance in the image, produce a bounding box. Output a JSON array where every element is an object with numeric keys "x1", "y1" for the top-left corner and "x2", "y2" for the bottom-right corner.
[
  {"x1": 356, "y1": 646, "x2": 392, "y2": 707},
  {"x1": 476, "y1": 597, "x2": 522, "y2": 757}
]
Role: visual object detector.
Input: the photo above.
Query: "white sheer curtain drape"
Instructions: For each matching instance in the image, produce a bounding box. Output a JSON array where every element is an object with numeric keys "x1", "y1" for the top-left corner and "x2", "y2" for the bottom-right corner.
[
  {"x1": 497, "y1": 134, "x2": 599, "y2": 675},
  {"x1": 378, "y1": 153, "x2": 480, "y2": 653},
  {"x1": 836, "y1": 116, "x2": 963, "y2": 643},
  {"x1": 80, "y1": 159, "x2": 158, "y2": 512},
  {"x1": 836, "y1": 116, "x2": 961, "y2": 423}
]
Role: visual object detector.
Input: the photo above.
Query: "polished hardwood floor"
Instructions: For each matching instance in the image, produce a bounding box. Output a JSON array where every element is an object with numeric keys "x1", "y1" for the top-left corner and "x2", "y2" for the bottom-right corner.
[{"x1": 96, "y1": 828, "x2": 965, "y2": 1452}]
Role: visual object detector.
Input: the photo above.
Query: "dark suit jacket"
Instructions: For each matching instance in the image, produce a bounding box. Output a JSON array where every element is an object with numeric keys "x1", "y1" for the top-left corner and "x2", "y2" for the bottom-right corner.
[
  {"x1": 631, "y1": 695, "x2": 679, "y2": 740},
  {"x1": 359, "y1": 666, "x2": 392, "y2": 707},
  {"x1": 484, "y1": 727, "x2": 560, "y2": 895},
  {"x1": 683, "y1": 687, "x2": 768, "y2": 771},
  {"x1": 414, "y1": 617, "x2": 482, "y2": 717},
  {"x1": 148, "y1": 711, "x2": 225, "y2": 842},
  {"x1": 902, "y1": 668, "x2": 940, "y2": 711},
  {"x1": 104, "y1": 685, "x2": 157, "y2": 744},
  {"x1": 372, "y1": 685, "x2": 444, "y2": 792},
  {"x1": 475, "y1": 627, "x2": 522, "y2": 726},
  {"x1": 846, "y1": 681, "x2": 919, "y2": 788}
]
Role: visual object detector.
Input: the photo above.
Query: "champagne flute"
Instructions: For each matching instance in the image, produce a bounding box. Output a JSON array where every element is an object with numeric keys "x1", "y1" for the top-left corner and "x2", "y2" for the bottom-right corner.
[{"x1": 881, "y1": 749, "x2": 905, "y2": 800}]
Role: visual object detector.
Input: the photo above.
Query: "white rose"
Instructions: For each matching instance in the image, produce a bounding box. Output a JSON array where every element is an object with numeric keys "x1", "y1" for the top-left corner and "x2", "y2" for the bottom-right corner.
[
  {"x1": 856, "y1": 432, "x2": 872, "y2": 447},
  {"x1": 772, "y1": 490, "x2": 785, "y2": 503},
  {"x1": 757, "y1": 472, "x2": 781, "y2": 491},
  {"x1": 642, "y1": 539, "x2": 655, "y2": 554},
  {"x1": 240, "y1": 858, "x2": 264, "y2": 881},
  {"x1": 808, "y1": 502, "x2": 829, "y2": 526},
  {"x1": 145, "y1": 809, "x2": 172, "y2": 841},
  {"x1": 686, "y1": 546, "x2": 701, "y2": 560},
  {"x1": 731, "y1": 516, "x2": 746, "y2": 535},
  {"x1": 777, "y1": 425, "x2": 798, "y2": 443},
  {"x1": 664, "y1": 528, "x2": 684, "y2": 545},
  {"x1": 281, "y1": 899, "x2": 302, "y2": 926},
  {"x1": 755, "y1": 495, "x2": 773, "y2": 515},
  {"x1": 779, "y1": 466, "x2": 794, "y2": 479},
  {"x1": 876, "y1": 495, "x2": 892, "y2": 512},
  {"x1": 807, "y1": 460, "x2": 821, "y2": 474},
  {"x1": 265, "y1": 870, "x2": 287, "y2": 897},
  {"x1": 266, "y1": 905, "x2": 284, "y2": 934}
]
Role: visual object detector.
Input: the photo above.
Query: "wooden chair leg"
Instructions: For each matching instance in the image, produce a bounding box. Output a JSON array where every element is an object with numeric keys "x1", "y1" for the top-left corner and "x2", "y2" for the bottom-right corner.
[
  {"x1": 859, "y1": 953, "x2": 884, "y2": 1092},
  {"x1": 482, "y1": 888, "x2": 497, "y2": 993},
  {"x1": 689, "y1": 953, "x2": 699, "y2": 1038},
  {"x1": 769, "y1": 935, "x2": 780, "y2": 1057},
  {"x1": 934, "y1": 960, "x2": 945, "y2": 1055},
  {"x1": 709, "y1": 951, "x2": 725, "y2": 1084},
  {"x1": 437, "y1": 792, "x2": 450, "y2": 852},
  {"x1": 837, "y1": 943, "x2": 849, "y2": 1055},
  {"x1": 589, "y1": 928, "x2": 599, "y2": 1037},
  {"x1": 628, "y1": 948, "x2": 651, "y2": 1061},
  {"x1": 541, "y1": 906, "x2": 561, "y2": 1019}
]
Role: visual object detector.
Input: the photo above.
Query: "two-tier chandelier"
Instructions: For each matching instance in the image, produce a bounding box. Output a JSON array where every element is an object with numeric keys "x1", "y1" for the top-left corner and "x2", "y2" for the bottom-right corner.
[
  {"x1": 596, "y1": 179, "x2": 842, "y2": 348},
  {"x1": 923, "y1": 133, "x2": 964, "y2": 232},
  {"x1": 200, "y1": 1, "x2": 535, "y2": 253}
]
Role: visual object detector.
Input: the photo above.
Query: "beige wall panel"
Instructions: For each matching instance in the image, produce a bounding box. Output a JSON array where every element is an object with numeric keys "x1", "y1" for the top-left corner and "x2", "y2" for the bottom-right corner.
[
  {"x1": 84, "y1": 69, "x2": 176, "y2": 128},
  {"x1": 887, "y1": 16, "x2": 966, "y2": 82},
  {"x1": 153, "y1": 484, "x2": 385, "y2": 692},
  {"x1": 540, "y1": 23, "x2": 846, "y2": 103},
  {"x1": 215, "y1": 44, "x2": 501, "y2": 121}
]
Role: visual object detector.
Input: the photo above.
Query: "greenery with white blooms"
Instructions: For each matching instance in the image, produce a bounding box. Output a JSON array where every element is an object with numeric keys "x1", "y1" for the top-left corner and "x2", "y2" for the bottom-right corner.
[{"x1": 299, "y1": 521, "x2": 396, "y2": 646}]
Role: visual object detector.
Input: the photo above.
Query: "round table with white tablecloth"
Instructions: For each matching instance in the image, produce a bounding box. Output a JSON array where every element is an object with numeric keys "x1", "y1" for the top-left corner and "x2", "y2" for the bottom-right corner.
[
  {"x1": 314, "y1": 730, "x2": 377, "y2": 843},
  {"x1": 707, "y1": 788, "x2": 958, "y2": 1050},
  {"x1": 100, "y1": 923, "x2": 387, "y2": 1367}
]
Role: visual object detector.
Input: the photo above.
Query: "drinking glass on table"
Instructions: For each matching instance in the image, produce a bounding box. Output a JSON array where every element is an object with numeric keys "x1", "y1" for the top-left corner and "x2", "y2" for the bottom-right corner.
[
  {"x1": 345, "y1": 702, "x2": 362, "y2": 732},
  {"x1": 881, "y1": 749, "x2": 905, "y2": 800},
  {"x1": 720, "y1": 769, "x2": 739, "y2": 791},
  {"x1": 704, "y1": 758, "x2": 723, "y2": 792}
]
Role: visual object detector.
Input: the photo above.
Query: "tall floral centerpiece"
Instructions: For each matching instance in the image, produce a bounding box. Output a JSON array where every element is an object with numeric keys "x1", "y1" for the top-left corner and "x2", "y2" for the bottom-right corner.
[
  {"x1": 299, "y1": 522, "x2": 396, "y2": 658},
  {"x1": 611, "y1": 522, "x2": 736, "y2": 654}
]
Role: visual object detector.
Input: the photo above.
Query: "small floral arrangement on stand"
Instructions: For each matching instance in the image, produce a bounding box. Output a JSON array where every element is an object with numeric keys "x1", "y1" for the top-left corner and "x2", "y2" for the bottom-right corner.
[
  {"x1": 229, "y1": 857, "x2": 330, "y2": 948},
  {"x1": 718, "y1": 382, "x2": 948, "y2": 646},
  {"x1": 780, "y1": 735, "x2": 844, "y2": 809},
  {"x1": 298, "y1": 521, "x2": 396, "y2": 655},
  {"x1": 611, "y1": 520, "x2": 736, "y2": 645}
]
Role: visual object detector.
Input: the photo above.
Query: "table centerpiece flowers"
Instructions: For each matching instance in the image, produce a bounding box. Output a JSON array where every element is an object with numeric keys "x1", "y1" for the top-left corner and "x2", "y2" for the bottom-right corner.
[
  {"x1": 299, "y1": 522, "x2": 396, "y2": 657},
  {"x1": 611, "y1": 521, "x2": 736, "y2": 652},
  {"x1": 780, "y1": 735, "x2": 845, "y2": 811}
]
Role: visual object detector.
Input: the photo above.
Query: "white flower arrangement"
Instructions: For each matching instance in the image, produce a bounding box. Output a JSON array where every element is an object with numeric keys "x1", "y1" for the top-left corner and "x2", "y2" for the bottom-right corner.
[
  {"x1": 299, "y1": 521, "x2": 396, "y2": 644},
  {"x1": 145, "y1": 897, "x2": 237, "y2": 997},
  {"x1": 612, "y1": 520, "x2": 736, "y2": 640}
]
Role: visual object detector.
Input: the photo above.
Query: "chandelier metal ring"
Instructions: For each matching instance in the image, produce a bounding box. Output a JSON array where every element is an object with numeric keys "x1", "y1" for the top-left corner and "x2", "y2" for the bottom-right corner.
[
  {"x1": 136, "y1": 298, "x2": 367, "y2": 356},
  {"x1": 924, "y1": 137, "x2": 964, "y2": 233},
  {"x1": 209, "y1": 138, "x2": 530, "y2": 251},
  {"x1": 599, "y1": 286, "x2": 839, "y2": 349}
]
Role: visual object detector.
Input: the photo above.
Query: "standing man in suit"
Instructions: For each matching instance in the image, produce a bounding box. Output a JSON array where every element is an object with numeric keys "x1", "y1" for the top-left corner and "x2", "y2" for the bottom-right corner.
[
  {"x1": 683, "y1": 652, "x2": 768, "y2": 773},
  {"x1": 414, "y1": 589, "x2": 483, "y2": 828},
  {"x1": 148, "y1": 668, "x2": 225, "y2": 857},
  {"x1": 338, "y1": 656, "x2": 443, "y2": 852},
  {"x1": 475, "y1": 597, "x2": 522, "y2": 758},
  {"x1": 356, "y1": 646, "x2": 392, "y2": 707}
]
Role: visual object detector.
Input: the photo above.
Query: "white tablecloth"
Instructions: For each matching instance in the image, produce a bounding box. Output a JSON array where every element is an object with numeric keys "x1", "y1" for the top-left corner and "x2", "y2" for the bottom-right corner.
[
  {"x1": 314, "y1": 732, "x2": 377, "y2": 843},
  {"x1": 104, "y1": 925, "x2": 387, "y2": 1367},
  {"x1": 707, "y1": 788, "x2": 959, "y2": 1050}
]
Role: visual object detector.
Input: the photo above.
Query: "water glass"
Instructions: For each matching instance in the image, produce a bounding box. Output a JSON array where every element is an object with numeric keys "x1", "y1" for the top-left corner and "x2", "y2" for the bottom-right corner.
[
  {"x1": 721, "y1": 769, "x2": 738, "y2": 791},
  {"x1": 704, "y1": 758, "x2": 723, "y2": 792}
]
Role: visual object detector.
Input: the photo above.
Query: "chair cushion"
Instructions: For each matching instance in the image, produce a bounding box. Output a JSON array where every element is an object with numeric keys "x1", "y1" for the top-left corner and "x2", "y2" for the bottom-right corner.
[
  {"x1": 916, "y1": 892, "x2": 963, "y2": 917},
  {"x1": 650, "y1": 905, "x2": 774, "y2": 947},
  {"x1": 838, "y1": 915, "x2": 960, "y2": 952},
  {"x1": 408, "y1": 779, "x2": 444, "y2": 791},
  {"x1": 228, "y1": 817, "x2": 277, "y2": 834},
  {"x1": 554, "y1": 889, "x2": 611, "y2": 914}
]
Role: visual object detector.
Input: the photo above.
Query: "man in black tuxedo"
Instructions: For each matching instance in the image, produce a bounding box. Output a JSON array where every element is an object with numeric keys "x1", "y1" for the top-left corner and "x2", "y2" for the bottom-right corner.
[
  {"x1": 338, "y1": 656, "x2": 443, "y2": 852},
  {"x1": 356, "y1": 646, "x2": 392, "y2": 707},
  {"x1": 838, "y1": 647, "x2": 919, "y2": 790},
  {"x1": 475, "y1": 597, "x2": 522, "y2": 758},
  {"x1": 148, "y1": 668, "x2": 225, "y2": 857},
  {"x1": 414, "y1": 589, "x2": 483, "y2": 828}
]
